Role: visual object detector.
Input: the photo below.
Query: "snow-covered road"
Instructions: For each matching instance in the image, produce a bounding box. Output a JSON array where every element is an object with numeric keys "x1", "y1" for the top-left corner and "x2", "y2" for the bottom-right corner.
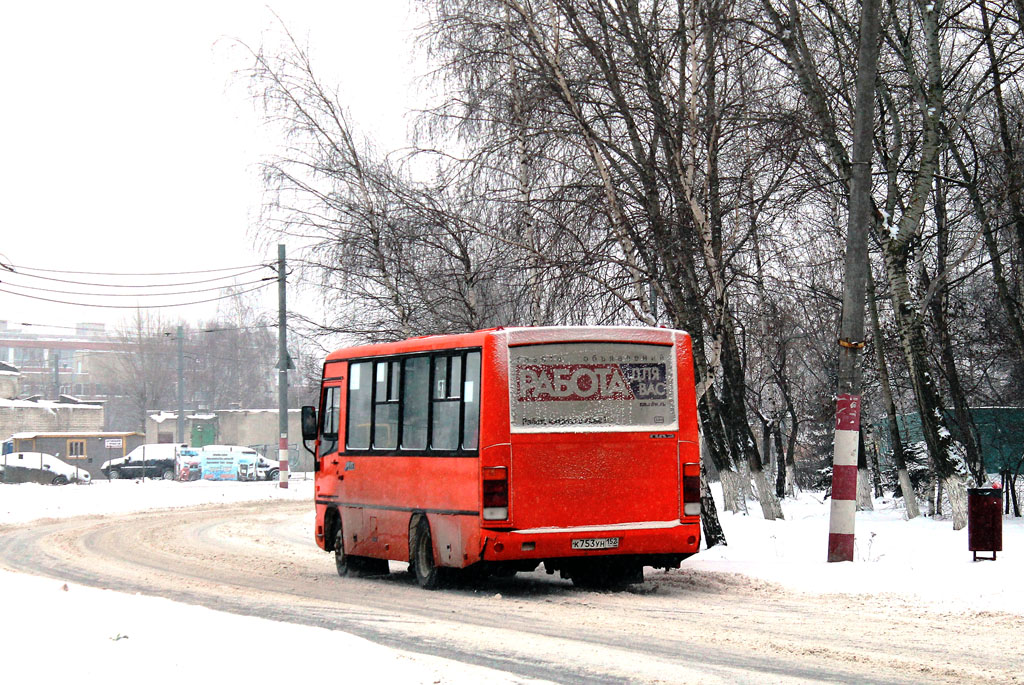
[{"x1": 2, "y1": 482, "x2": 1021, "y2": 683}]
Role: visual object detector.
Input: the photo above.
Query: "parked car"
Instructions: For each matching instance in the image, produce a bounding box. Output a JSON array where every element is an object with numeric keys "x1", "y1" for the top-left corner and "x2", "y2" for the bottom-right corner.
[
  {"x1": 102, "y1": 443, "x2": 186, "y2": 480},
  {"x1": 256, "y1": 455, "x2": 280, "y2": 481},
  {"x1": 0, "y1": 452, "x2": 91, "y2": 485}
]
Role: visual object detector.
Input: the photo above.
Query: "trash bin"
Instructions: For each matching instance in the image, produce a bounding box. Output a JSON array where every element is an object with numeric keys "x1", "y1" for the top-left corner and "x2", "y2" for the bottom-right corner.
[{"x1": 968, "y1": 488, "x2": 1002, "y2": 561}]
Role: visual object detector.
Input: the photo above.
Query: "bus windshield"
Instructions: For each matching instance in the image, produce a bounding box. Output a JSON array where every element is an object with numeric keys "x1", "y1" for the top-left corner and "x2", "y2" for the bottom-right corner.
[{"x1": 509, "y1": 341, "x2": 677, "y2": 431}]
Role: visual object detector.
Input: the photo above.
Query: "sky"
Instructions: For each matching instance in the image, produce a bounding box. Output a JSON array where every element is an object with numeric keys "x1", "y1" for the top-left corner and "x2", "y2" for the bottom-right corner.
[{"x1": 0, "y1": 1, "x2": 423, "y2": 335}]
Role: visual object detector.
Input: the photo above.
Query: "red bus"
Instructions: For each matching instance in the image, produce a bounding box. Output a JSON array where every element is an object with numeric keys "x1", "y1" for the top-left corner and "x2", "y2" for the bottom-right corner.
[{"x1": 301, "y1": 326, "x2": 701, "y2": 589}]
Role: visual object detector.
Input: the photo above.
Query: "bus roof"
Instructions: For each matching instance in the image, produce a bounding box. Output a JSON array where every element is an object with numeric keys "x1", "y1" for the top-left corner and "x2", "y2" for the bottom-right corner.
[{"x1": 324, "y1": 326, "x2": 687, "y2": 362}]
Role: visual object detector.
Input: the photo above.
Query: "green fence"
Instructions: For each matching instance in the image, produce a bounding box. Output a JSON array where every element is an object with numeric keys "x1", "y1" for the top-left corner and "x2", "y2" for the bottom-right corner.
[{"x1": 874, "y1": 407, "x2": 1024, "y2": 473}]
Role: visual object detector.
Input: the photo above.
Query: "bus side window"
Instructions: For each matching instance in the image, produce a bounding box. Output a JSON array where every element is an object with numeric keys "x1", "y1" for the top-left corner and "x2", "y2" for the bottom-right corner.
[
  {"x1": 431, "y1": 355, "x2": 460, "y2": 451},
  {"x1": 347, "y1": 362, "x2": 372, "y2": 449},
  {"x1": 402, "y1": 357, "x2": 429, "y2": 450},
  {"x1": 462, "y1": 351, "x2": 481, "y2": 450},
  {"x1": 320, "y1": 386, "x2": 340, "y2": 455},
  {"x1": 373, "y1": 360, "x2": 400, "y2": 449}
]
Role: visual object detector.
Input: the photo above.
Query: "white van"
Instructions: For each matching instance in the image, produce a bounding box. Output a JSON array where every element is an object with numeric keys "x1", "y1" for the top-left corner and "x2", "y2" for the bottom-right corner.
[{"x1": 197, "y1": 444, "x2": 260, "y2": 481}]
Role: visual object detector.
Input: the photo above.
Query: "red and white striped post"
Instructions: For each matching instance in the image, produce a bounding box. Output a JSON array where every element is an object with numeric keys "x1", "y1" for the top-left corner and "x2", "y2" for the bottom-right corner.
[
  {"x1": 828, "y1": 394, "x2": 860, "y2": 562},
  {"x1": 278, "y1": 434, "x2": 289, "y2": 490}
]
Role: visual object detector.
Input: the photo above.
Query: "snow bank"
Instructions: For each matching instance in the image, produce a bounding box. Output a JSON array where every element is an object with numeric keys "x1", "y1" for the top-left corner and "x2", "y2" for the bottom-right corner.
[{"x1": 694, "y1": 486, "x2": 1024, "y2": 615}]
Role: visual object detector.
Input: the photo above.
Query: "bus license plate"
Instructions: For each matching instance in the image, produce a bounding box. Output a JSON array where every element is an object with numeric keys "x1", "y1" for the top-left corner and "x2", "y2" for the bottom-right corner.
[{"x1": 571, "y1": 537, "x2": 620, "y2": 550}]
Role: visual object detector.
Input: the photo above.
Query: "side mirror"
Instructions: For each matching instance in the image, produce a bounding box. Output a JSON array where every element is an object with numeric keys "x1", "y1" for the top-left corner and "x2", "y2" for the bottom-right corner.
[{"x1": 301, "y1": 406, "x2": 318, "y2": 441}]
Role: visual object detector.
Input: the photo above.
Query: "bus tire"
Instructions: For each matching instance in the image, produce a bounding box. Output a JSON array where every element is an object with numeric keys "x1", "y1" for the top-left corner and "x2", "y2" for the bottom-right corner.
[
  {"x1": 411, "y1": 517, "x2": 442, "y2": 590},
  {"x1": 333, "y1": 523, "x2": 388, "y2": 577},
  {"x1": 569, "y1": 559, "x2": 642, "y2": 590},
  {"x1": 334, "y1": 525, "x2": 354, "y2": 577}
]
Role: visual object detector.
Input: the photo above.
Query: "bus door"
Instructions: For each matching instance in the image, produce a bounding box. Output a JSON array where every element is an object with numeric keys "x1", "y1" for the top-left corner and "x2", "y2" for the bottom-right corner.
[{"x1": 317, "y1": 361, "x2": 346, "y2": 499}]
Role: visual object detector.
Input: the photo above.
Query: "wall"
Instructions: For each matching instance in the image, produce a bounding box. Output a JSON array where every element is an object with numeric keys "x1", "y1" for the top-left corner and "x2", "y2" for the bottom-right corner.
[
  {"x1": 145, "y1": 409, "x2": 309, "y2": 470},
  {"x1": 0, "y1": 373, "x2": 18, "y2": 400},
  {"x1": 0, "y1": 400, "x2": 104, "y2": 443}
]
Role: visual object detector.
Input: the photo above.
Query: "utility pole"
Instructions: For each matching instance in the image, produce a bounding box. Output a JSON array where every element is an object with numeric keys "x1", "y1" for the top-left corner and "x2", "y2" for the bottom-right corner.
[
  {"x1": 828, "y1": 0, "x2": 881, "y2": 562},
  {"x1": 277, "y1": 244, "x2": 289, "y2": 488},
  {"x1": 52, "y1": 351, "x2": 60, "y2": 399},
  {"x1": 177, "y1": 325, "x2": 185, "y2": 445}
]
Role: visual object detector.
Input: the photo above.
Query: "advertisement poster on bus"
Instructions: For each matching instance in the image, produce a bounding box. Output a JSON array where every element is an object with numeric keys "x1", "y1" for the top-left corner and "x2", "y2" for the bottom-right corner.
[{"x1": 509, "y1": 342, "x2": 678, "y2": 431}]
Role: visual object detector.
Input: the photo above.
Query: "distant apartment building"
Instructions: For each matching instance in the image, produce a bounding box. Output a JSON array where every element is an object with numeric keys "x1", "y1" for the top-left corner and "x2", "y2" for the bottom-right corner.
[
  {"x1": 0, "y1": 321, "x2": 123, "y2": 432},
  {"x1": 0, "y1": 321, "x2": 124, "y2": 398},
  {"x1": 0, "y1": 361, "x2": 19, "y2": 399}
]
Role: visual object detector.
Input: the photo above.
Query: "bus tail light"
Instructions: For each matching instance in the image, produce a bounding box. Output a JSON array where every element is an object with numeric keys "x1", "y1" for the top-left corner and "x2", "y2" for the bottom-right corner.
[
  {"x1": 482, "y1": 466, "x2": 508, "y2": 520},
  {"x1": 683, "y1": 463, "x2": 701, "y2": 517}
]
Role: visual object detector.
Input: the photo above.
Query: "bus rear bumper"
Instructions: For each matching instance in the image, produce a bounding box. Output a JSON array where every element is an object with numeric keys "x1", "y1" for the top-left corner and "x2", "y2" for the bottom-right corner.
[{"x1": 480, "y1": 519, "x2": 700, "y2": 563}]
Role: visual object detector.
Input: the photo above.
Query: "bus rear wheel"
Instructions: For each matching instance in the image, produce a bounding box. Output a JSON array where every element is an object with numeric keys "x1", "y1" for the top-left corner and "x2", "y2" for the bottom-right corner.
[
  {"x1": 411, "y1": 517, "x2": 443, "y2": 590},
  {"x1": 568, "y1": 559, "x2": 643, "y2": 590}
]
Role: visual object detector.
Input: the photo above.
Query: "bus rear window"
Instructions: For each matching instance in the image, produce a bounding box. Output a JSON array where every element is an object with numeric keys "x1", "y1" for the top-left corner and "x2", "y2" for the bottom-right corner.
[{"x1": 509, "y1": 342, "x2": 677, "y2": 431}]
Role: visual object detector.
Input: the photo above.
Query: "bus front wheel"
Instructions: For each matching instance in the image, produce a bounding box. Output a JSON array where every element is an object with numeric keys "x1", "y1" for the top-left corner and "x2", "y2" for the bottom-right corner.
[
  {"x1": 333, "y1": 523, "x2": 388, "y2": 578},
  {"x1": 411, "y1": 517, "x2": 442, "y2": 590},
  {"x1": 334, "y1": 526, "x2": 353, "y2": 577}
]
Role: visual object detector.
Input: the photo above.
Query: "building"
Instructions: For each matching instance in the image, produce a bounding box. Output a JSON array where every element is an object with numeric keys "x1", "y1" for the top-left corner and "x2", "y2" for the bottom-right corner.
[
  {"x1": 4, "y1": 431, "x2": 145, "y2": 479},
  {"x1": 145, "y1": 408, "x2": 309, "y2": 470},
  {"x1": 0, "y1": 361, "x2": 20, "y2": 399},
  {"x1": 0, "y1": 396, "x2": 105, "y2": 444},
  {"x1": 0, "y1": 321, "x2": 124, "y2": 400}
]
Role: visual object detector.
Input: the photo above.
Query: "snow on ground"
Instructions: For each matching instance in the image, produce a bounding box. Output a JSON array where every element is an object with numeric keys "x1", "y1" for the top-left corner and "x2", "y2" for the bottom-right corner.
[
  {"x1": 0, "y1": 569, "x2": 543, "y2": 685},
  {"x1": 0, "y1": 477, "x2": 544, "y2": 685},
  {"x1": 0, "y1": 475, "x2": 315, "y2": 523},
  {"x1": 1, "y1": 476, "x2": 1021, "y2": 683},
  {"x1": 693, "y1": 486, "x2": 1024, "y2": 616}
]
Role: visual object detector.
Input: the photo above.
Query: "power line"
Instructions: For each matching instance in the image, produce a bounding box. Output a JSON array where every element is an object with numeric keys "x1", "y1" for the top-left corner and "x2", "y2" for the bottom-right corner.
[
  {"x1": 0, "y1": 262, "x2": 272, "y2": 277},
  {"x1": 0, "y1": 276, "x2": 275, "y2": 298},
  {"x1": 0, "y1": 266, "x2": 269, "y2": 289},
  {"x1": 0, "y1": 281, "x2": 275, "y2": 310},
  {"x1": 201, "y1": 324, "x2": 277, "y2": 332}
]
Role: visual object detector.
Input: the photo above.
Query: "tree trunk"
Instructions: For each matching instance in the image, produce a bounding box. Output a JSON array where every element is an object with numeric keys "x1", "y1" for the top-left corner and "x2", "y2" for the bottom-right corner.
[
  {"x1": 720, "y1": 319, "x2": 782, "y2": 520},
  {"x1": 700, "y1": 463, "x2": 727, "y2": 547},
  {"x1": 868, "y1": 433, "x2": 883, "y2": 498},
  {"x1": 826, "y1": 0, "x2": 880, "y2": 560},
  {"x1": 981, "y1": 0, "x2": 1024, "y2": 268},
  {"x1": 943, "y1": 474, "x2": 969, "y2": 527},
  {"x1": 719, "y1": 467, "x2": 744, "y2": 515},
  {"x1": 784, "y1": 402, "x2": 798, "y2": 498},
  {"x1": 774, "y1": 424, "x2": 787, "y2": 498},
  {"x1": 884, "y1": 253, "x2": 967, "y2": 529},
  {"x1": 867, "y1": 271, "x2": 919, "y2": 518},
  {"x1": 924, "y1": 171, "x2": 984, "y2": 484},
  {"x1": 857, "y1": 430, "x2": 874, "y2": 511}
]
